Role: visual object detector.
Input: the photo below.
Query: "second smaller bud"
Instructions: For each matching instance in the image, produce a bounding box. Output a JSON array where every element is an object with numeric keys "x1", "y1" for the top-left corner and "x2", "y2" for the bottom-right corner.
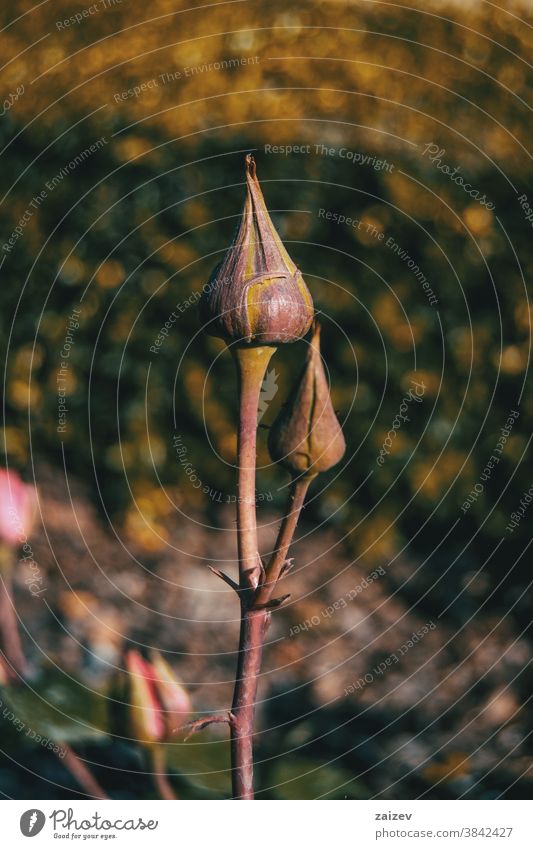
[{"x1": 268, "y1": 322, "x2": 346, "y2": 478}]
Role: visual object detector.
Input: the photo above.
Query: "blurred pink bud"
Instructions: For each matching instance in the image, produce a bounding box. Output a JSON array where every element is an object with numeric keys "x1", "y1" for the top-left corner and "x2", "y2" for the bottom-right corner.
[
  {"x1": 0, "y1": 469, "x2": 36, "y2": 547},
  {"x1": 150, "y1": 651, "x2": 192, "y2": 735},
  {"x1": 126, "y1": 650, "x2": 166, "y2": 746},
  {"x1": 125, "y1": 649, "x2": 191, "y2": 747}
]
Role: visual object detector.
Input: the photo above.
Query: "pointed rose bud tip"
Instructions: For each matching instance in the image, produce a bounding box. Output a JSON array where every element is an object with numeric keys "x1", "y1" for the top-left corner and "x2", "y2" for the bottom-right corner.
[
  {"x1": 245, "y1": 153, "x2": 257, "y2": 180},
  {"x1": 268, "y1": 322, "x2": 346, "y2": 477},
  {"x1": 200, "y1": 157, "x2": 314, "y2": 346}
]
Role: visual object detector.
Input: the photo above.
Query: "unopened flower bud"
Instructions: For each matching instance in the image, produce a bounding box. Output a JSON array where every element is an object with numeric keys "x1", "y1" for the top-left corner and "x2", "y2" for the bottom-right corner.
[
  {"x1": 200, "y1": 155, "x2": 314, "y2": 345},
  {"x1": 268, "y1": 323, "x2": 346, "y2": 477},
  {"x1": 149, "y1": 651, "x2": 192, "y2": 731},
  {"x1": 124, "y1": 650, "x2": 191, "y2": 747}
]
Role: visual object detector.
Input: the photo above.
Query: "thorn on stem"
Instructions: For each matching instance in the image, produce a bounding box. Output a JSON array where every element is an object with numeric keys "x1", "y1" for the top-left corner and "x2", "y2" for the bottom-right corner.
[
  {"x1": 207, "y1": 566, "x2": 240, "y2": 594},
  {"x1": 280, "y1": 557, "x2": 295, "y2": 577}
]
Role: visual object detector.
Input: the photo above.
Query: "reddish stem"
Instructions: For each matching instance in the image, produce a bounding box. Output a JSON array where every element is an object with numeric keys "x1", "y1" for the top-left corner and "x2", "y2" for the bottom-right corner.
[
  {"x1": 229, "y1": 479, "x2": 311, "y2": 797},
  {"x1": 230, "y1": 606, "x2": 270, "y2": 799},
  {"x1": 230, "y1": 345, "x2": 274, "y2": 799},
  {"x1": 232, "y1": 346, "x2": 275, "y2": 591},
  {"x1": 151, "y1": 745, "x2": 177, "y2": 800},
  {"x1": 58, "y1": 743, "x2": 109, "y2": 799},
  {"x1": 254, "y1": 475, "x2": 312, "y2": 608}
]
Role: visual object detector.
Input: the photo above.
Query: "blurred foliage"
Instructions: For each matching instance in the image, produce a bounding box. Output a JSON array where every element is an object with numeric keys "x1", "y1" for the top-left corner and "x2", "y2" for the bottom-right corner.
[
  {"x1": 1, "y1": 669, "x2": 107, "y2": 744},
  {"x1": 0, "y1": 0, "x2": 531, "y2": 633},
  {"x1": 0, "y1": 677, "x2": 232, "y2": 799}
]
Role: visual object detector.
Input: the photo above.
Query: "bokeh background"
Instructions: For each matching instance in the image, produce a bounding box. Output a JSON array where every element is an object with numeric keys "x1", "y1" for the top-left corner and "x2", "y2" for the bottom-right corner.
[{"x1": 0, "y1": 0, "x2": 532, "y2": 799}]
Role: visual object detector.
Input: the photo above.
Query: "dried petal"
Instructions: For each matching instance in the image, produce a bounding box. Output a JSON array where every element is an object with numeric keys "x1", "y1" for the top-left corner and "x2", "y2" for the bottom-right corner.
[
  {"x1": 268, "y1": 323, "x2": 346, "y2": 476},
  {"x1": 200, "y1": 155, "x2": 314, "y2": 345}
]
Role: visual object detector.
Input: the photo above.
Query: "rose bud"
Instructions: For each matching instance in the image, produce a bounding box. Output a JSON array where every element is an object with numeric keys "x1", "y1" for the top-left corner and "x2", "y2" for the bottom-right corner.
[
  {"x1": 125, "y1": 649, "x2": 191, "y2": 747},
  {"x1": 149, "y1": 650, "x2": 192, "y2": 732},
  {"x1": 125, "y1": 650, "x2": 165, "y2": 747},
  {"x1": 200, "y1": 154, "x2": 314, "y2": 346},
  {"x1": 0, "y1": 469, "x2": 36, "y2": 550},
  {"x1": 268, "y1": 323, "x2": 346, "y2": 477}
]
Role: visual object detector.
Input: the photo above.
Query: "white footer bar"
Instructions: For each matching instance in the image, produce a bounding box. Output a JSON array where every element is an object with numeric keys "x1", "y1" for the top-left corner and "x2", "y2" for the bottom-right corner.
[{"x1": 4, "y1": 799, "x2": 531, "y2": 848}]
